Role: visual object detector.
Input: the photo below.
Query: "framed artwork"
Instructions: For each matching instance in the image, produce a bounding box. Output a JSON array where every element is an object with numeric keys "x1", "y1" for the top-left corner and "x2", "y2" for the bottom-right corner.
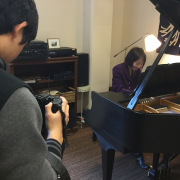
[{"x1": 47, "y1": 38, "x2": 60, "y2": 49}]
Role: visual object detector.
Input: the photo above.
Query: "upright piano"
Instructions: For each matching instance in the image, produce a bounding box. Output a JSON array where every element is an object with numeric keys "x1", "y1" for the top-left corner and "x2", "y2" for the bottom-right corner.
[{"x1": 84, "y1": 0, "x2": 180, "y2": 179}]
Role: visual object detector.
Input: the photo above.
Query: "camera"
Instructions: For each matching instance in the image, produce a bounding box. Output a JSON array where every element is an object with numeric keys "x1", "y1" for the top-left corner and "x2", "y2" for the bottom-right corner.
[
  {"x1": 35, "y1": 93, "x2": 63, "y2": 113},
  {"x1": 35, "y1": 94, "x2": 66, "y2": 141}
]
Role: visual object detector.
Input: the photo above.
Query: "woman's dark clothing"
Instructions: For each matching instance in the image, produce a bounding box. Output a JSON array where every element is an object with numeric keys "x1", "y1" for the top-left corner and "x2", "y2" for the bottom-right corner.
[{"x1": 112, "y1": 62, "x2": 141, "y2": 93}]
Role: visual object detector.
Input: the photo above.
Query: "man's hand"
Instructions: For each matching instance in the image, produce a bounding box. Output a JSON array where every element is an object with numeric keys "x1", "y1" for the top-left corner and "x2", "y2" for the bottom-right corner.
[{"x1": 45, "y1": 96, "x2": 69, "y2": 145}]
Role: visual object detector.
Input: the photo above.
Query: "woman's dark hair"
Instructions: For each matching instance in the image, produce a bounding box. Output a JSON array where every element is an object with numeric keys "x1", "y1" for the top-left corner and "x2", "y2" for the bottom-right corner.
[
  {"x1": 0, "y1": 0, "x2": 38, "y2": 44},
  {"x1": 125, "y1": 47, "x2": 146, "y2": 68}
]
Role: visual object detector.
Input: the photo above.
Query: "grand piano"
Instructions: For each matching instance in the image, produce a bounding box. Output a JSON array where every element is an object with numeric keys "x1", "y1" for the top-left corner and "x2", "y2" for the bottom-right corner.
[{"x1": 84, "y1": 0, "x2": 180, "y2": 179}]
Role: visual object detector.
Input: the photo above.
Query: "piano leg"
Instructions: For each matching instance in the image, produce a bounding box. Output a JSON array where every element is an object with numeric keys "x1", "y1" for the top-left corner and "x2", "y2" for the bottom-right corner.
[
  {"x1": 92, "y1": 132, "x2": 97, "y2": 141},
  {"x1": 163, "y1": 153, "x2": 171, "y2": 177},
  {"x1": 102, "y1": 148, "x2": 115, "y2": 180},
  {"x1": 169, "y1": 154, "x2": 178, "y2": 162},
  {"x1": 150, "y1": 153, "x2": 174, "y2": 179},
  {"x1": 148, "y1": 153, "x2": 160, "y2": 180}
]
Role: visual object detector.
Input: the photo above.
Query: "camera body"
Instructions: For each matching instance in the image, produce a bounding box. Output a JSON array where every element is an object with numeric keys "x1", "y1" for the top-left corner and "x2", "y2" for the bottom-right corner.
[
  {"x1": 35, "y1": 93, "x2": 69, "y2": 148},
  {"x1": 35, "y1": 94, "x2": 63, "y2": 138},
  {"x1": 35, "y1": 93, "x2": 63, "y2": 113}
]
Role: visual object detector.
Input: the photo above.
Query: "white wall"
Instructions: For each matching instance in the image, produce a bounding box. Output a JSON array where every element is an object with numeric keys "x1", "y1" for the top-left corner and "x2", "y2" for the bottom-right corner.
[
  {"x1": 110, "y1": 0, "x2": 125, "y2": 87},
  {"x1": 35, "y1": 0, "x2": 83, "y2": 51},
  {"x1": 83, "y1": 0, "x2": 92, "y2": 54},
  {"x1": 77, "y1": 0, "x2": 114, "y2": 112},
  {"x1": 90, "y1": 0, "x2": 113, "y2": 93}
]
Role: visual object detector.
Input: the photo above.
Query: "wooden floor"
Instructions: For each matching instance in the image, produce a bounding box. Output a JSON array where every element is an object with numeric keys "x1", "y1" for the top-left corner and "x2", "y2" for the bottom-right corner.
[{"x1": 63, "y1": 124, "x2": 180, "y2": 180}]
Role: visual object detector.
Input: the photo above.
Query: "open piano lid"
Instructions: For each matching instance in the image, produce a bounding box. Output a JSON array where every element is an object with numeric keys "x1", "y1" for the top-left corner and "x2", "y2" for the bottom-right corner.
[{"x1": 127, "y1": 0, "x2": 180, "y2": 109}]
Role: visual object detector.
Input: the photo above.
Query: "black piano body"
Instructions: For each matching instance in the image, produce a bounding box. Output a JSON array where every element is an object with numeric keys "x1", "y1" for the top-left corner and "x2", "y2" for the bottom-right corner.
[
  {"x1": 85, "y1": 90, "x2": 180, "y2": 154},
  {"x1": 84, "y1": 0, "x2": 180, "y2": 179},
  {"x1": 84, "y1": 65, "x2": 180, "y2": 179}
]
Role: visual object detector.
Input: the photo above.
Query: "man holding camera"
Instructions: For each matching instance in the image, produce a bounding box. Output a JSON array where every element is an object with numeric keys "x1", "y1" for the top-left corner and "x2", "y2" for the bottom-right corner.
[{"x1": 0, "y1": 0, "x2": 70, "y2": 179}]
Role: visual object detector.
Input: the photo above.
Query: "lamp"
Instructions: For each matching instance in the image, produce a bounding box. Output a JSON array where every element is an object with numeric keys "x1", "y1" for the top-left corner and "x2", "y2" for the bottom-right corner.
[{"x1": 114, "y1": 33, "x2": 161, "y2": 58}]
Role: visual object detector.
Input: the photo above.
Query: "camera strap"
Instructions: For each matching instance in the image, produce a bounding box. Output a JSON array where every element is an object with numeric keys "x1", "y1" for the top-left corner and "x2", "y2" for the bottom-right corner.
[
  {"x1": 46, "y1": 152, "x2": 71, "y2": 180},
  {"x1": 59, "y1": 106, "x2": 69, "y2": 149}
]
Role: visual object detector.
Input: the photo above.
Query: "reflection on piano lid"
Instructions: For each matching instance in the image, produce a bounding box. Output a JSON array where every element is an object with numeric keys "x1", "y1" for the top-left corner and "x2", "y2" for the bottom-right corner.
[{"x1": 139, "y1": 63, "x2": 180, "y2": 98}]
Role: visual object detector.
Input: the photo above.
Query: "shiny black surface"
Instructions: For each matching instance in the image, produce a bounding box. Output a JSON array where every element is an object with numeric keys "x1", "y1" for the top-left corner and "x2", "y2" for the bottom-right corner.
[
  {"x1": 84, "y1": 91, "x2": 180, "y2": 154},
  {"x1": 150, "y1": 0, "x2": 180, "y2": 31},
  {"x1": 140, "y1": 63, "x2": 180, "y2": 98}
]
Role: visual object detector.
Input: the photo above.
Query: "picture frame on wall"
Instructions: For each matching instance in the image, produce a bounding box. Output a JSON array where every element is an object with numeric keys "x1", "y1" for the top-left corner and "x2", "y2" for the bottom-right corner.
[{"x1": 47, "y1": 38, "x2": 61, "y2": 49}]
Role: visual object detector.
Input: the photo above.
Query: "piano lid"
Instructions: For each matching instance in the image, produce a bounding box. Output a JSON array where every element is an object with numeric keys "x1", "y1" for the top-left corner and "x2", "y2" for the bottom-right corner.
[
  {"x1": 138, "y1": 0, "x2": 180, "y2": 98},
  {"x1": 150, "y1": 0, "x2": 180, "y2": 31},
  {"x1": 127, "y1": 0, "x2": 180, "y2": 109}
]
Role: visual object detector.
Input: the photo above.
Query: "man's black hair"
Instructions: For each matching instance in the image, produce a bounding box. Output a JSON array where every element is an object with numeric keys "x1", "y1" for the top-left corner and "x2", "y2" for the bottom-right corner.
[
  {"x1": 125, "y1": 47, "x2": 146, "y2": 68},
  {"x1": 0, "y1": 0, "x2": 38, "y2": 44}
]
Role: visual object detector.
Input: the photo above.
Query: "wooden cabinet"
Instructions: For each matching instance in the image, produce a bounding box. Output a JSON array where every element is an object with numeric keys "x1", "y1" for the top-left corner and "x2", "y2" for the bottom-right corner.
[{"x1": 9, "y1": 56, "x2": 78, "y2": 134}]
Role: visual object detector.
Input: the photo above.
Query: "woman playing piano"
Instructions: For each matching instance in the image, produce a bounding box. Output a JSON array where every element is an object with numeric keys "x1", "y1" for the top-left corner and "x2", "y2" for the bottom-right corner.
[
  {"x1": 112, "y1": 47, "x2": 150, "y2": 170},
  {"x1": 112, "y1": 47, "x2": 146, "y2": 93}
]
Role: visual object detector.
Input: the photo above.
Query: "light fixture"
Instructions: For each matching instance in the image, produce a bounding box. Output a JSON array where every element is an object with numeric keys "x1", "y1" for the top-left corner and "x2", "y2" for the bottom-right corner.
[
  {"x1": 144, "y1": 34, "x2": 161, "y2": 52},
  {"x1": 114, "y1": 33, "x2": 161, "y2": 58}
]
